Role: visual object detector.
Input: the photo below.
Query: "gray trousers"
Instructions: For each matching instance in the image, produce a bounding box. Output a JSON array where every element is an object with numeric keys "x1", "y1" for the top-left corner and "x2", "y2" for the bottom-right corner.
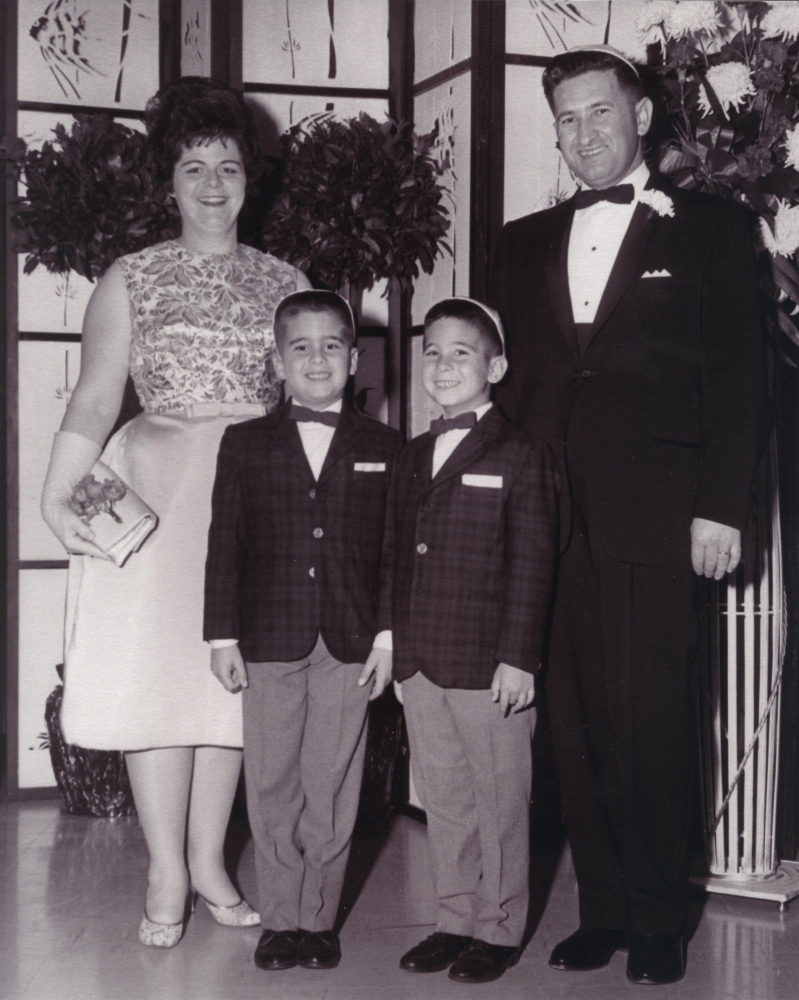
[
  {"x1": 402, "y1": 671, "x2": 534, "y2": 946},
  {"x1": 243, "y1": 634, "x2": 370, "y2": 932}
]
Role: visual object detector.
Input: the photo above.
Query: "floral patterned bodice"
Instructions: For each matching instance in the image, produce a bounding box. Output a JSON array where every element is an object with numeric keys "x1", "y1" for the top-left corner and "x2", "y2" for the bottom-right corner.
[{"x1": 117, "y1": 240, "x2": 305, "y2": 415}]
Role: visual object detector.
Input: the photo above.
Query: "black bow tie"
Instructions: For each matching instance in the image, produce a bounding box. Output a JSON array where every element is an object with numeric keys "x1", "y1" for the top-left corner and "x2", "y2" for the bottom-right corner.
[
  {"x1": 575, "y1": 184, "x2": 635, "y2": 210},
  {"x1": 430, "y1": 412, "x2": 477, "y2": 437},
  {"x1": 290, "y1": 403, "x2": 339, "y2": 428}
]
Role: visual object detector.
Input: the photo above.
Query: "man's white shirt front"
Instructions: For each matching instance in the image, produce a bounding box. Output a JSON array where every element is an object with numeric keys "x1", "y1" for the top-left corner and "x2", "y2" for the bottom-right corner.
[{"x1": 568, "y1": 160, "x2": 650, "y2": 324}]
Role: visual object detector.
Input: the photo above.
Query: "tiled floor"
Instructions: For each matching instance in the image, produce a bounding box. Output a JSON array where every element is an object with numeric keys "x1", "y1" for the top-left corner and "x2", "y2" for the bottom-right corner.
[{"x1": 1, "y1": 798, "x2": 798, "y2": 1000}]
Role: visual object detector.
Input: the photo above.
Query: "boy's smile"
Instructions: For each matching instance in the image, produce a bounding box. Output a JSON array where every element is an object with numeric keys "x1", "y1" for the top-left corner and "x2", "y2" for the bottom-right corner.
[
  {"x1": 423, "y1": 318, "x2": 507, "y2": 417},
  {"x1": 276, "y1": 311, "x2": 357, "y2": 410}
]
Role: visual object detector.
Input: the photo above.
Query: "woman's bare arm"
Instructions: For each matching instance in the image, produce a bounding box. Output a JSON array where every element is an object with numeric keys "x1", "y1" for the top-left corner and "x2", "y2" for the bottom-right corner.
[{"x1": 61, "y1": 261, "x2": 133, "y2": 443}]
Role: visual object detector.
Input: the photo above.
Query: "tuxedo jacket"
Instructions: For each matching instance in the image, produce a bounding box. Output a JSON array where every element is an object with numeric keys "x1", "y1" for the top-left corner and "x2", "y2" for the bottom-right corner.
[
  {"x1": 490, "y1": 181, "x2": 764, "y2": 569},
  {"x1": 204, "y1": 400, "x2": 401, "y2": 664},
  {"x1": 378, "y1": 406, "x2": 559, "y2": 689}
]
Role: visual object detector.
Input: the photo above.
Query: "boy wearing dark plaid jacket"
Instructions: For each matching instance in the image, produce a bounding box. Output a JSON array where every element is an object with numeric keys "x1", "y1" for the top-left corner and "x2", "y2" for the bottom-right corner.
[
  {"x1": 204, "y1": 290, "x2": 399, "y2": 974},
  {"x1": 376, "y1": 298, "x2": 559, "y2": 985}
]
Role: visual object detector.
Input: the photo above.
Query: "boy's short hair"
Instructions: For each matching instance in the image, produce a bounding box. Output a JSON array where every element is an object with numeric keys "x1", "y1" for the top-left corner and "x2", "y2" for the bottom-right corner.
[
  {"x1": 424, "y1": 298, "x2": 505, "y2": 359},
  {"x1": 274, "y1": 289, "x2": 357, "y2": 349},
  {"x1": 542, "y1": 48, "x2": 645, "y2": 109}
]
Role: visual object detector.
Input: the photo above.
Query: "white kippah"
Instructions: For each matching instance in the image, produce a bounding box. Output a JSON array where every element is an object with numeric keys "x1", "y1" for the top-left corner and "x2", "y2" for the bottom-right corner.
[
  {"x1": 565, "y1": 44, "x2": 642, "y2": 79},
  {"x1": 274, "y1": 288, "x2": 356, "y2": 332},
  {"x1": 433, "y1": 297, "x2": 505, "y2": 353}
]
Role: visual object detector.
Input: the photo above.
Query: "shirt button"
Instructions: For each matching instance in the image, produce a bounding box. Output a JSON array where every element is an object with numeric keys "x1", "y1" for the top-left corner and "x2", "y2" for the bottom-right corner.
[
  {"x1": 309, "y1": 488, "x2": 316, "y2": 500},
  {"x1": 313, "y1": 527, "x2": 323, "y2": 539},
  {"x1": 417, "y1": 543, "x2": 427, "y2": 554},
  {"x1": 309, "y1": 567, "x2": 315, "y2": 578}
]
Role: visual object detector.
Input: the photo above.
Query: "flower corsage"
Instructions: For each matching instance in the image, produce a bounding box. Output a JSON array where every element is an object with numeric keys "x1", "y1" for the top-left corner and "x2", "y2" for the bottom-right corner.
[{"x1": 639, "y1": 189, "x2": 675, "y2": 217}]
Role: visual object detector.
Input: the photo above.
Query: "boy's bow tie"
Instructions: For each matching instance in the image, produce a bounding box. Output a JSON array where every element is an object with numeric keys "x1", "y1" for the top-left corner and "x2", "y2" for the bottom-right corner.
[
  {"x1": 575, "y1": 183, "x2": 634, "y2": 209},
  {"x1": 290, "y1": 403, "x2": 339, "y2": 428},
  {"x1": 430, "y1": 412, "x2": 477, "y2": 436}
]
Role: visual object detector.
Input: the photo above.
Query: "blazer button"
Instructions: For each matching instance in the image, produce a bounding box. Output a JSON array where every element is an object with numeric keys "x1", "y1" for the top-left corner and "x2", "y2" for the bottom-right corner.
[
  {"x1": 572, "y1": 369, "x2": 592, "y2": 379},
  {"x1": 309, "y1": 488, "x2": 316, "y2": 500},
  {"x1": 313, "y1": 527, "x2": 324, "y2": 539},
  {"x1": 417, "y1": 543, "x2": 427, "y2": 554},
  {"x1": 309, "y1": 567, "x2": 315, "y2": 578}
]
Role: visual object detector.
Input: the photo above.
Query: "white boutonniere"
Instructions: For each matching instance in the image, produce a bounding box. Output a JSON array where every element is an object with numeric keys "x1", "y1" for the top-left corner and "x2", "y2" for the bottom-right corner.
[{"x1": 639, "y1": 189, "x2": 675, "y2": 217}]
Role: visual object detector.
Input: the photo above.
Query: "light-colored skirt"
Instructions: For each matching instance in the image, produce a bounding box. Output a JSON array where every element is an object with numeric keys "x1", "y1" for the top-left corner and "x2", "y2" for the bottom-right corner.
[{"x1": 60, "y1": 404, "x2": 264, "y2": 751}]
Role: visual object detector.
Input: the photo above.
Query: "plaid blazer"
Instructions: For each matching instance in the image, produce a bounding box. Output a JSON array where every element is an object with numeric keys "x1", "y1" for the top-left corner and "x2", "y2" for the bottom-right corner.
[
  {"x1": 379, "y1": 406, "x2": 559, "y2": 689},
  {"x1": 204, "y1": 400, "x2": 401, "y2": 664}
]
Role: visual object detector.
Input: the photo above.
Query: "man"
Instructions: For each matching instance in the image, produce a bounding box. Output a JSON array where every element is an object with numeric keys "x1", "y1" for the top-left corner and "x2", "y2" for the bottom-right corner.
[{"x1": 490, "y1": 46, "x2": 763, "y2": 986}]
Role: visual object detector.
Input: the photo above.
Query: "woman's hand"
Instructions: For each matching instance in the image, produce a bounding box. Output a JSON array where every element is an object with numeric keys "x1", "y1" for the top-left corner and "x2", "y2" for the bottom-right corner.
[{"x1": 42, "y1": 499, "x2": 108, "y2": 558}]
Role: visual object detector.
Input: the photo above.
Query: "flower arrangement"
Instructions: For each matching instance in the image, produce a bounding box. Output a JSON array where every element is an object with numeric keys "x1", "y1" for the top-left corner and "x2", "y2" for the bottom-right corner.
[
  {"x1": 260, "y1": 112, "x2": 451, "y2": 295},
  {"x1": 11, "y1": 113, "x2": 178, "y2": 281},
  {"x1": 69, "y1": 472, "x2": 127, "y2": 524},
  {"x1": 639, "y1": 1, "x2": 799, "y2": 351}
]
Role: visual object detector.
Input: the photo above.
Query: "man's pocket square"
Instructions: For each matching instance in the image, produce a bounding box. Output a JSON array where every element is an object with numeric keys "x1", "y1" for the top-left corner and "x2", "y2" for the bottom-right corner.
[
  {"x1": 354, "y1": 462, "x2": 386, "y2": 472},
  {"x1": 642, "y1": 269, "x2": 671, "y2": 278},
  {"x1": 462, "y1": 474, "x2": 503, "y2": 488}
]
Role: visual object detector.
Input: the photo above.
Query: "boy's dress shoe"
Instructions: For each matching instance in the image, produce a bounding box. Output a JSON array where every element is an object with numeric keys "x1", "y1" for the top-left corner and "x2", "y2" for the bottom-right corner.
[
  {"x1": 298, "y1": 930, "x2": 341, "y2": 969},
  {"x1": 447, "y1": 940, "x2": 520, "y2": 983},
  {"x1": 548, "y1": 927, "x2": 627, "y2": 971},
  {"x1": 400, "y1": 932, "x2": 473, "y2": 972},
  {"x1": 626, "y1": 934, "x2": 685, "y2": 985},
  {"x1": 254, "y1": 929, "x2": 302, "y2": 970}
]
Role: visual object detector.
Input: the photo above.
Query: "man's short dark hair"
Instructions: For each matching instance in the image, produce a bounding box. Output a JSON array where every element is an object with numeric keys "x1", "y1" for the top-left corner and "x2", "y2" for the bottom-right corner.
[
  {"x1": 274, "y1": 290, "x2": 356, "y2": 350},
  {"x1": 542, "y1": 50, "x2": 646, "y2": 109},
  {"x1": 424, "y1": 299, "x2": 504, "y2": 360}
]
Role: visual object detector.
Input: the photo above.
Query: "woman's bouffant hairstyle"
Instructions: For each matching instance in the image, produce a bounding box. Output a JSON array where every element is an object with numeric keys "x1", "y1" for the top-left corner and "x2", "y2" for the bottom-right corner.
[{"x1": 144, "y1": 76, "x2": 261, "y2": 188}]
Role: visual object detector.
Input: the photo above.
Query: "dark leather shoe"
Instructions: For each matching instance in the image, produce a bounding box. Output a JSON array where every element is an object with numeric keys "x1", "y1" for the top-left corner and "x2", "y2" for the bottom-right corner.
[
  {"x1": 448, "y1": 939, "x2": 520, "y2": 984},
  {"x1": 400, "y1": 932, "x2": 473, "y2": 972},
  {"x1": 549, "y1": 927, "x2": 627, "y2": 971},
  {"x1": 297, "y1": 930, "x2": 341, "y2": 969},
  {"x1": 626, "y1": 934, "x2": 685, "y2": 985},
  {"x1": 254, "y1": 929, "x2": 301, "y2": 970}
]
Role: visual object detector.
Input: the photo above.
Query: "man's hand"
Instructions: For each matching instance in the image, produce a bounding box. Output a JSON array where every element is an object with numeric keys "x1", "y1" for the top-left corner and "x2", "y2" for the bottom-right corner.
[
  {"x1": 358, "y1": 648, "x2": 393, "y2": 701},
  {"x1": 491, "y1": 663, "x2": 535, "y2": 716},
  {"x1": 210, "y1": 645, "x2": 249, "y2": 692},
  {"x1": 691, "y1": 517, "x2": 741, "y2": 580}
]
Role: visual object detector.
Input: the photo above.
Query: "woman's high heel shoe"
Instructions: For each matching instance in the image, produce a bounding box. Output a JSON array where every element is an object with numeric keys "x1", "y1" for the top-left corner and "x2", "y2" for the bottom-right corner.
[
  {"x1": 192, "y1": 889, "x2": 260, "y2": 927},
  {"x1": 138, "y1": 911, "x2": 187, "y2": 948}
]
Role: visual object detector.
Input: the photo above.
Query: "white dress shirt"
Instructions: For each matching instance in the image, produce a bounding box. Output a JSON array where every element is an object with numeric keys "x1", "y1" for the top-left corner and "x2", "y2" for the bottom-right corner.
[
  {"x1": 568, "y1": 160, "x2": 650, "y2": 324},
  {"x1": 373, "y1": 402, "x2": 494, "y2": 653},
  {"x1": 209, "y1": 397, "x2": 343, "y2": 649}
]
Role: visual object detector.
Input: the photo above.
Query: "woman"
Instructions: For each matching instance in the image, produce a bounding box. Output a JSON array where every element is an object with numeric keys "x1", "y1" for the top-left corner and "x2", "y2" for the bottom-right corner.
[{"x1": 41, "y1": 77, "x2": 310, "y2": 947}]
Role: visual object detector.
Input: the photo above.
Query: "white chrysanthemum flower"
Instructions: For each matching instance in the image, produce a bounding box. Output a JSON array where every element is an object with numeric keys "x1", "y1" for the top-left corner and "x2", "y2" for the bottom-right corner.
[
  {"x1": 784, "y1": 123, "x2": 799, "y2": 171},
  {"x1": 697, "y1": 62, "x2": 756, "y2": 118},
  {"x1": 639, "y1": 190, "x2": 675, "y2": 217},
  {"x1": 762, "y1": 2, "x2": 799, "y2": 43},
  {"x1": 760, "y1": 201, "x2": 799, "y2": 257},
  {"x1": 666, "y1": 1, "x2": 723, "y2": 39},
  {"x1": 635, "y1": 0, "x2": 677, "y2": 47}
]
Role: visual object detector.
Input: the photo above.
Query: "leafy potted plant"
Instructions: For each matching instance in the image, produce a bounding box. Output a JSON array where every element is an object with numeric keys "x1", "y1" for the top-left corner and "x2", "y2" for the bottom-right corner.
[
  {"x1": 11, "y1": 112, "x2": 178, "y2": 280},
  {"x1": 260, "y1": 111, "x2": 451, "y2": 307}
]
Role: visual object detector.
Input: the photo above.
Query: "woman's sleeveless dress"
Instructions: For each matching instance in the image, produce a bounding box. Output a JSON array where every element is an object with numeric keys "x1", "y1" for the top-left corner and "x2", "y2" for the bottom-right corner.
[{"x1": 60, "y1": 240, "x2": 306, "y2": 750}]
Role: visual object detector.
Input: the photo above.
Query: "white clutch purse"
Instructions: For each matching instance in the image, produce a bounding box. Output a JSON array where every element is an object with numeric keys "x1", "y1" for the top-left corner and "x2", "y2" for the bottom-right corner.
[{"x1": 69, "y1": 461, "x2": 158, "y2": 567}]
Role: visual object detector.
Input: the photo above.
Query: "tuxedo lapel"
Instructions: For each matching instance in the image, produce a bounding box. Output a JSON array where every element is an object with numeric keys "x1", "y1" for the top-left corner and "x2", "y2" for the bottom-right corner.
[
  {"x1": 319, "y1": 405, "x2": 359, "y2": 478},
  {"x1": 271, "y1": 401, "x2": 317, "y2": 484},
  {"x1": 545, "y1": 199, "x2": 579, "y2": 360},
  {"x1": 429, "y1": 408, "x2": 505, "y2": 490},
  {"x1": 585, "y1": 199, "x2": 658, "y2": 350},
  {"x1": 413, "y1": 434, "x2": 435, "y2": 491}
]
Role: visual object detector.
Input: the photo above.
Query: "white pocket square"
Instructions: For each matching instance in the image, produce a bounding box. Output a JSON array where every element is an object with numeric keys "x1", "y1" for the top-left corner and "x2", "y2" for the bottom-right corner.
[
  {"x1": 642, "y1": 269, "x2": 671, "y2": 278},
  {"x1": 354, "y1": 462, "x2": 386, "y2": 472},
  {"x1": 462, "y1": 473, "x2": 503, "y2": 488}
]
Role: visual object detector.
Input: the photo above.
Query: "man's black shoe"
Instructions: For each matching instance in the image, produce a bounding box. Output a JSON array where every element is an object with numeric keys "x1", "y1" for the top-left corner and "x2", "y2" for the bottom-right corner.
[
  {"x1": 447, "y1": 939, "x2": 520, "y2": 983},
  {"x1": 399, "y1": 932, "x2": 472, "y2": 973},
  {"x1": 626, "y1": 934, "x2": 685, "y2": 985},
  {"x1": 297, "y1": 929, "x2": 341, "y2": 969},
  {"x1": 548, "y1": 927, "x2": 627, "y2": 971},
  {"x1": 254, "y1": 929, "x2": 302, "y2": 970}
]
